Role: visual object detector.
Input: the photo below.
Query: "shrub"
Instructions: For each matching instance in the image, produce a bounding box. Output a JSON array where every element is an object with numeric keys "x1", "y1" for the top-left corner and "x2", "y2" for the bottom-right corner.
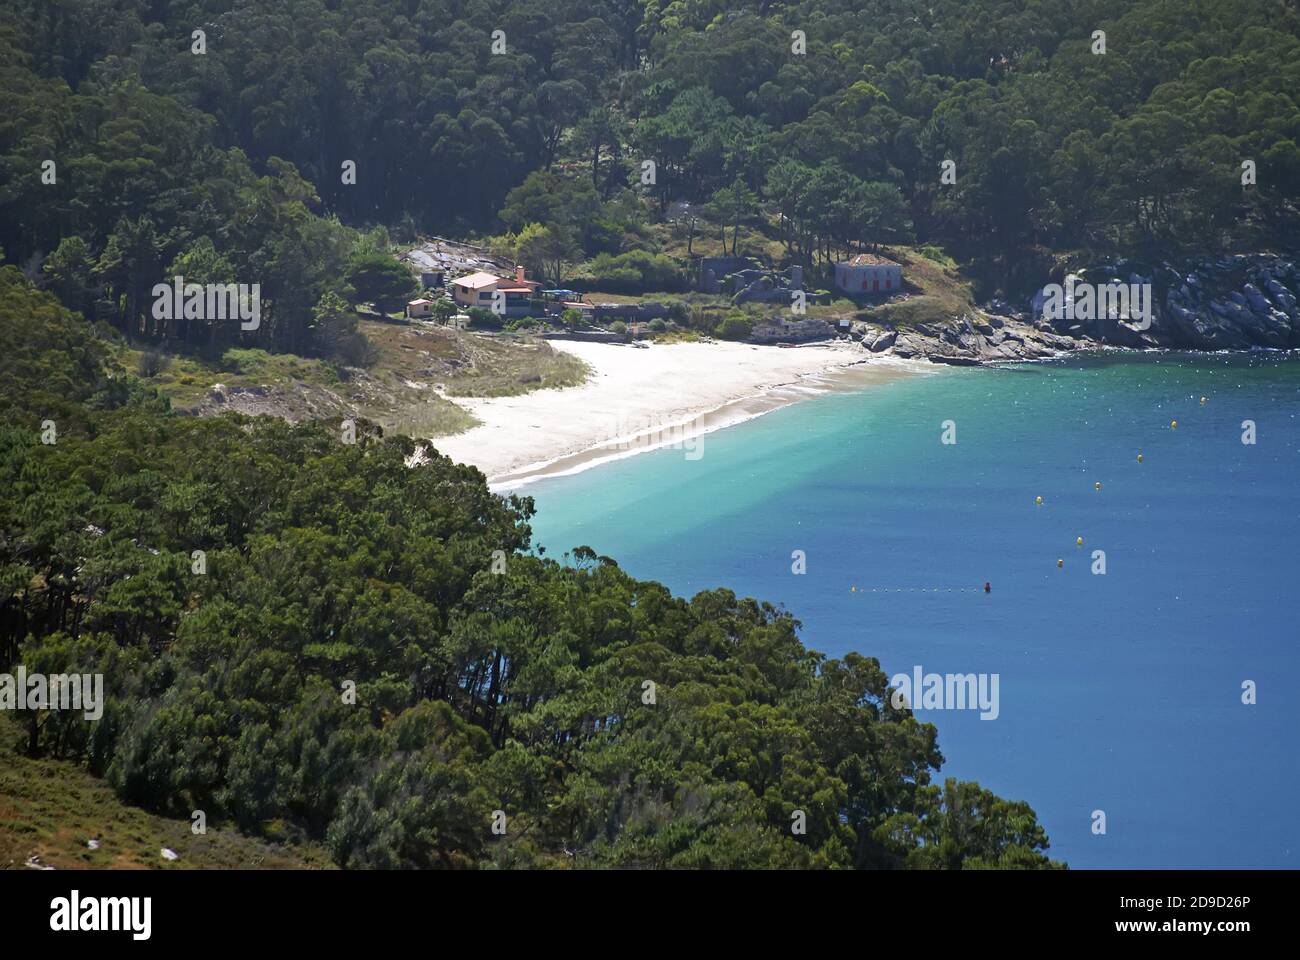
[
  {"x1": 467, "y1": 306, "x2": 502, "y2": 330},
  {"x1": 586, "y1": 251, "x2": 687, "y2": 293},
  {"x1": 336, "y1": 331, "x2": 378, "y2": 367},
  {"x1": 596, "y1": 266, "x2": 641, "y2": 290},
  {"x1": 916, "y1": 245, "x2": 956, "y2": 268},
  {"x1": 431, "y1": 298, "x2": 458, "y2": 323},
  {"x1": 715, "y1": 312, "x2": 754, "y2": 341},
  {"x1": 138, "y1": 350, "x2": 172, "y2": 378},
  {"x1": 662, "y1": 301, "x2": 688, "y2": 322}
]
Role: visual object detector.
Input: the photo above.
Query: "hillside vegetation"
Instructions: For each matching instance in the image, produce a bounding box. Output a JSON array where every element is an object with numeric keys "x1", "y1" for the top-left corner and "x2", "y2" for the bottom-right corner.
[
  {"x1": 3, "y1": 0, "x2": 1296, "y2": 871},
  {"x1": 0, "y1": 268, "x2": 1059, "y2": 869},
  {"x1": 1, "y1": 0, "x2": 1295, "y2": 359}
]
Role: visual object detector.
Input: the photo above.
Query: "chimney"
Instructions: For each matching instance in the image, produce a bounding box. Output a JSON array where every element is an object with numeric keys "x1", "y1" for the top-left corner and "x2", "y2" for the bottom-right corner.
[{"x1": 515, "y1": 265, "x2": 525, "y2": 283}]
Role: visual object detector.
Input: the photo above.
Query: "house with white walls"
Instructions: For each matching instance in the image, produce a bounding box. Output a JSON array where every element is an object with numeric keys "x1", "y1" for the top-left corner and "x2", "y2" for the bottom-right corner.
[{"x1": 835, "y1": 254, "x2": 903, "y2": 295}]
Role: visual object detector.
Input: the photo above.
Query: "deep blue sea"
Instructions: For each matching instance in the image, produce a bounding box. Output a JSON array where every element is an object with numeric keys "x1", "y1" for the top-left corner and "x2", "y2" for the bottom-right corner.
[{"x1": 523, "y1": 352, "x2": 1300, "y2": 868}]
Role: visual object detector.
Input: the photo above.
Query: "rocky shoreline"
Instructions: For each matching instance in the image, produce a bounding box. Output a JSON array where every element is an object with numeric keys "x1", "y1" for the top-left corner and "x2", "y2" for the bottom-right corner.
[
  {"x1": 847, "y1": 253, "x2": 1300, "y2": 364},
  {"x1": 850, "y1": 313, "x2": 1077, "y2": 365}
]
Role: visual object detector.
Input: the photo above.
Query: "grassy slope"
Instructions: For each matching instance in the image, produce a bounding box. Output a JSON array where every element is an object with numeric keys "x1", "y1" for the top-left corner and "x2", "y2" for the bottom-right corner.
[
  {"x1": 366, "y1": 320, "x2": 588, "y2": 398},
  {"x1": 0, "y1": 719, "x2": 331, "y2": 870},
  {"x1": 110, "y1": 318, "x2": 589, "y2": 438},
  {"x1": 859, "y1": 245, "x2": 980, "y2": 329}
]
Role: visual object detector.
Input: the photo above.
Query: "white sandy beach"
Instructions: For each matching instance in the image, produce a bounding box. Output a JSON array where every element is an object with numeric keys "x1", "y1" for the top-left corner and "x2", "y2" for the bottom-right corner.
[{"x1": 430, "y1": 339, "x2": 924, "y2": 489}]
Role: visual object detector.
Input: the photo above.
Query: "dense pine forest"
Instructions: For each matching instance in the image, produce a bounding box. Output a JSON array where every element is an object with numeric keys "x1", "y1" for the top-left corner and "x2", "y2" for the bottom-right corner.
[
  {"x1": 0, "y1": 267, "x2": 1058, "y2": 867},
  {"x1": 1, "y1": 0, "x2": 1297, "y2": 354},
  {"x1": 1, "y1": 0, "x2": 1297, "y2": 869}
]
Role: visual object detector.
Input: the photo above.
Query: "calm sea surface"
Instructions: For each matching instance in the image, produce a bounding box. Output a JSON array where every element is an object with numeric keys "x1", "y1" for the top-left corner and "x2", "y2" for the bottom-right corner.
[{"x1": 524, "y1": 352, "x2": 1300, "y2": 868}]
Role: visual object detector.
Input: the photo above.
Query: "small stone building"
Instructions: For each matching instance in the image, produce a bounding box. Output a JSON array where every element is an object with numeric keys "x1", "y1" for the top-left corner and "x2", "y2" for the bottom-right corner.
[{"x1": 835, "y1": 254, "x2": 902, "y2": 295}]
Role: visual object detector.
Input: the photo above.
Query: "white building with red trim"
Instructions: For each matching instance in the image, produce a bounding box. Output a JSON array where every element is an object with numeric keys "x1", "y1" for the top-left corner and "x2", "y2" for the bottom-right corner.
[{"x1": 835, "y1": 254, "x2": 902, "y2": 296}]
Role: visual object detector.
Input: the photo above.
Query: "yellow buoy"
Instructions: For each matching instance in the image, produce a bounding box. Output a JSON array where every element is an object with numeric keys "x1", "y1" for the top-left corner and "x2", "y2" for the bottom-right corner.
[
  {"x1": 1076, "y1": 536, "x2": 1084, "y2": 546},
  {"x1": 1200, "y1": 396, "x2": 1208, "y2": 405},
  {"x1": 1170, "y1": 420, "x2": 1178, "y2": 429},
  {"x1": 1137, "y1": 453, "x2": 1144, "y2": 463},
  {"x1": 1056, "y1": 559, "x2": 1064, "y2": 568},
  {"x1": 850, "y1": 586, "x2": 856, "y2": 592},
  {"x1": 1035, "y1": 496, "x2": 1043, "y2": 506},
  {"x1": 1094, "y1": 481, "x2": 1102, "y2": 491}
]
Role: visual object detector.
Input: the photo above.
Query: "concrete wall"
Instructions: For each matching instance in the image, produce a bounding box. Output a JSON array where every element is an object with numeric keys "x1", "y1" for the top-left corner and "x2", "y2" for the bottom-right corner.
[{"x1": 542, "y1": 330, "x2": 626, "y2": 343}]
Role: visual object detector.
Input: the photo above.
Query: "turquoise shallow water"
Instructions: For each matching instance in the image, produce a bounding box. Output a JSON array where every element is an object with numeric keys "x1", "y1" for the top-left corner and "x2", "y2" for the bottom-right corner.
[{"x1": 522, "y1": 352, "x2": 1300, "y2": 869}]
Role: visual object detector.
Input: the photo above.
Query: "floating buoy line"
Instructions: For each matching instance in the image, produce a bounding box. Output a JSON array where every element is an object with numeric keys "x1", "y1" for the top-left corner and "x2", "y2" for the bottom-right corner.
[
  {"x1": 1031, "y1": 397, "x2": 1204, "y2": 571},
  {"x1": 851, "y1": 586, "x2": 983, "y2": 593},
  {"x1": 867, "y1": 399, "x2": 1202, "y2": 592}
]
